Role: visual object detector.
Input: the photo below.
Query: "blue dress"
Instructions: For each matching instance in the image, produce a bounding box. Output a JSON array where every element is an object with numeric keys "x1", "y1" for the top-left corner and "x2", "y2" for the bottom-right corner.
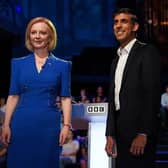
[{"x1": 7, "y1": 53, "x2": 71, "y2": 168}]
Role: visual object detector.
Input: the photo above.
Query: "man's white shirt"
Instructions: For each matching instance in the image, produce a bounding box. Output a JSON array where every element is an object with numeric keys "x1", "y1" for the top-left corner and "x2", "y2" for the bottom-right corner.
[{"x1": 114, "y1": 38, "x2": 137, "y2": 110}]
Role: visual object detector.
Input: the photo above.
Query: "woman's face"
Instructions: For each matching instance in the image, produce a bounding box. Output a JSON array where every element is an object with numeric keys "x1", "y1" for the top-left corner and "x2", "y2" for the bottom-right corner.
[{"x1": 29, "y1": 22, "x2": 51, "y2": 50}]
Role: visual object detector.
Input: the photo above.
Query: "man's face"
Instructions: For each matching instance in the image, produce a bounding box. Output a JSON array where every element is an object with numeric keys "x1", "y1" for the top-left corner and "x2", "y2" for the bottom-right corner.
[{"x1": 113, "y1": 13, "x2": 139, "y2": 47}]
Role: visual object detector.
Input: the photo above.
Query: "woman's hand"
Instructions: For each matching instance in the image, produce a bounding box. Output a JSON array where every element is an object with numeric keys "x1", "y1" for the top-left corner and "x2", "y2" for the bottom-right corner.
[
  {"x1": 59, "y1": 126, "x2": 69, "y2": 146},
  {"x1": 2, "y1": 125, "x2": 11, "y2": 146}
]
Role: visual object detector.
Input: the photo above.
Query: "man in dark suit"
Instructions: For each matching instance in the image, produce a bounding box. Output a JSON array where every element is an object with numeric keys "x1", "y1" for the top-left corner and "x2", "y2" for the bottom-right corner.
[{"x1": 105, "y1": 8, "x2": 160, "y2": 168}]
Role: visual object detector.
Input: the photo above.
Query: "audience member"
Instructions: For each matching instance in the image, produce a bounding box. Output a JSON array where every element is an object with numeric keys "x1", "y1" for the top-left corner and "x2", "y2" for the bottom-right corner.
[
  {"x1": 92, "y1": 85, "x2": 107, "y2": 103},
  {"x1": 0, "y1": 114, "x2": 7, "y2": 168},
  {"x1": 0, "y1": 98, "x2": 6, "y2": 108},
  {"x1": 60, "y1": 129, "x2": 80, "y2": 168},
  {"x1": 0, "y1": 98, "x2": 6, "y2": 113},
  {"x1": 79, "y1": 134, "x2": 88, "y2": 168},
  {"x1": 56, "y1": 96, "x2": 62, "y2": 110},
  {"x1": 77, "y1": 88, "x2": 90, "y2": 104},
  {"x1": 160, "y1": 85, "x2": 168, "y2": 129}
]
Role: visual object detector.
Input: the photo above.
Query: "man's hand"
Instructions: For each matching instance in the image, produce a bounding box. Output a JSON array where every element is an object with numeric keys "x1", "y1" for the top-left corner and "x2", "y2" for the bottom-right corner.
[
  {"x1": 130, "y1": 134, "x2": 147, "y2": 155},
  {"x1": 105, "y1": 136, "x2": 117, "y2": 158}
]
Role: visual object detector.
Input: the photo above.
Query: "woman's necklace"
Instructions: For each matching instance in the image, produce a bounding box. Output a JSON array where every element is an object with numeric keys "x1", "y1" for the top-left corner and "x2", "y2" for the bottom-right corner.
[
  {"x1": 37, "y1": 59, "x2": 46, "y2": 65},
  {"x1": 35, "y1": 56, "x2": 48, "y2": 73}
]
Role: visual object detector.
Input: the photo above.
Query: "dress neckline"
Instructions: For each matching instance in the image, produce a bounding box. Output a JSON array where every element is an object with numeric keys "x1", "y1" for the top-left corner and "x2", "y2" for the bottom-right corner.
[{"x1": 33, "y1": 54, "x2": 49, "y2": 75}]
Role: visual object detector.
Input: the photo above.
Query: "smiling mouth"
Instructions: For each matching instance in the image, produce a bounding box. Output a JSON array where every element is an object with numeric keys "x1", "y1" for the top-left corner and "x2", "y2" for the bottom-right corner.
[
  {"x1": 117, "y1": 32, "x2": 123, "y2": 36},
  {"x1": 115, "y1": 30, "x2": 124, "y2": 35},
  {"x1": 34, "y1": 41, "x2": 43, "y2": 43}
]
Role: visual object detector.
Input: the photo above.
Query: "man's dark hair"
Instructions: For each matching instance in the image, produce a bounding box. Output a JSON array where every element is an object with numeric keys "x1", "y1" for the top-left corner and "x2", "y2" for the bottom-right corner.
[{"x1": 113, "y1": 8, "x2": 138, "y2": 24}]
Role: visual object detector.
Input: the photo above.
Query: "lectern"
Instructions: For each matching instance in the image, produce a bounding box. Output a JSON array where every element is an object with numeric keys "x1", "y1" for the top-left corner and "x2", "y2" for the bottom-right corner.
[{"x1": 84, "y1": 103, "x2": 112, "y2": 168}]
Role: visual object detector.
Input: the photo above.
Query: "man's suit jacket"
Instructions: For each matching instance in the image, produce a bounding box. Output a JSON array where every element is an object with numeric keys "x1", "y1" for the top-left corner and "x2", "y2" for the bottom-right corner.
[{"x1": 105, "y1": 40, "x2": 161, "y2": 142}]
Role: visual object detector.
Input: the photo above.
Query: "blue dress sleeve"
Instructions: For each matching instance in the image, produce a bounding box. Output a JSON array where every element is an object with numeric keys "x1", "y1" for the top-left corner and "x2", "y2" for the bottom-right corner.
[
  {"x1": 9, "y1": 59, "x2": 20, "y2": 95},
  {"x1": 60, "y1": 61, "x2": 72, "y2": 97}
]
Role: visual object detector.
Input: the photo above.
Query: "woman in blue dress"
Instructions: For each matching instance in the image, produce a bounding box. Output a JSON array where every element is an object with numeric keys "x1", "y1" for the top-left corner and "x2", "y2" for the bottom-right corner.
[{"x1": 2, "y1": 17, "x2": 72, "y2": 168}]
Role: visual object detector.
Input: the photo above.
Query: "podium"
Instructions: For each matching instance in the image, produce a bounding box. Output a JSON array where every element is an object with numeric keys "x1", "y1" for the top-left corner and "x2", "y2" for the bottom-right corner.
[
  {"x1": 85, "y1": 103, "x2": 113, "y2": 168},
  {"x1": 71, "y1": 103, "x2": 113, "y2": 168}
]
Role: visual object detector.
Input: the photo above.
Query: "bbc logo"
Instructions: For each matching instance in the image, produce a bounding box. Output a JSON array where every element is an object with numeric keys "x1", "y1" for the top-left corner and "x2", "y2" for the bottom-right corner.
[{"x1": 86, "y1": 104, "x2": 106, "y2": 114}]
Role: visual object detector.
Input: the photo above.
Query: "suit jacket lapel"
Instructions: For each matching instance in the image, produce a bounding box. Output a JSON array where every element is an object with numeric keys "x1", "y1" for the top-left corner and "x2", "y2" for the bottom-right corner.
[
  {"x1": 108, "y1": 55, "x2": 119, "y2": 96},
  {"x1": 120, "y1": 41, "x2": 141, "y2": 89},
  {"x1": 111, "y1": 55, "x2": 119, "y2": 82}
]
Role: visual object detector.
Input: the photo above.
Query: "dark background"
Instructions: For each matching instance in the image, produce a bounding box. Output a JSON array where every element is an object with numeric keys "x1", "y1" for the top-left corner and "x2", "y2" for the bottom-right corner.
[{"x1": 0, "y1": 0, "x2": 168, "y2": 98}]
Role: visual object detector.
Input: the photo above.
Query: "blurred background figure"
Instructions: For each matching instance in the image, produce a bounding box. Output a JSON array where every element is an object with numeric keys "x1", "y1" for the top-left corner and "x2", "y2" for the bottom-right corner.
[
  {"x1": 79, "y1": 132, "x2": 88, "y2": 168},
  {"x1": 92, "y1": 85, "x2": 107, "y2": 103},
  {"x1": 160, "y1": 84, "x2": 168, "y2": 129},
  {"x1": 56, "y1": 96, "x2": 62, "y2": 110},
  {"x1": 60, "y1": 129, "x2": 80, "y2": 168},
  {"x1": 0, "y1": 98, "x2": 6, "y2": 113},
  {"x1": 0, "y1": 113, "x2": 7, "y2": 168},
  {"x1": 77, "y1": 88, "x2": 90, "y2": 104}
]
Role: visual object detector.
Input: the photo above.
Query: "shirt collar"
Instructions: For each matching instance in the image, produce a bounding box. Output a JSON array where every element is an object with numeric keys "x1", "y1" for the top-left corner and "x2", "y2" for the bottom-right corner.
[{"x1": 117, "y1": 38, "x2": 137, "y2": 57}]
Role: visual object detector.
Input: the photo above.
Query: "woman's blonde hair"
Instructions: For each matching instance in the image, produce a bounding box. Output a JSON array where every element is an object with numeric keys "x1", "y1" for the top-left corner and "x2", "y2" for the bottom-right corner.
[{"x1": 25, "y1": 17, "x2": 57, "y2": 52}]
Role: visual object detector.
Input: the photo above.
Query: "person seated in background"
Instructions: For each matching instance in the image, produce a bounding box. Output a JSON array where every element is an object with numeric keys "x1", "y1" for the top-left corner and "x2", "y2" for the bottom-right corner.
[
  {"x1": 92, "y1": 85, "x2": 107, "y2": 103},
  {"x1": 0, "y1": 98, "x2": 6, "y2": 107},
  {"x1": 94, "y1": 96, "x2": 105, "y2": 103},
  {"x1": 0, "y1": 115, "x2": 7, "y2": 168},
  {"x1": 161, "y1": 84, "x2": 168, "y2": 129},
  {"x1": 56, "y1": 96, "x2": 62, "y2": 110},
  {"x1": 0, "y1": 97, "x2": 6, "y2": 113},
  {"x1": 77, "y1": 88, "x2": 90, "y2": 104},
  {"x1": 60, "y1": 129, "x2": 80, "y2": 168},
  {"x1": 79, "y1": 133, "x2": 88, "y2": 168}
]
